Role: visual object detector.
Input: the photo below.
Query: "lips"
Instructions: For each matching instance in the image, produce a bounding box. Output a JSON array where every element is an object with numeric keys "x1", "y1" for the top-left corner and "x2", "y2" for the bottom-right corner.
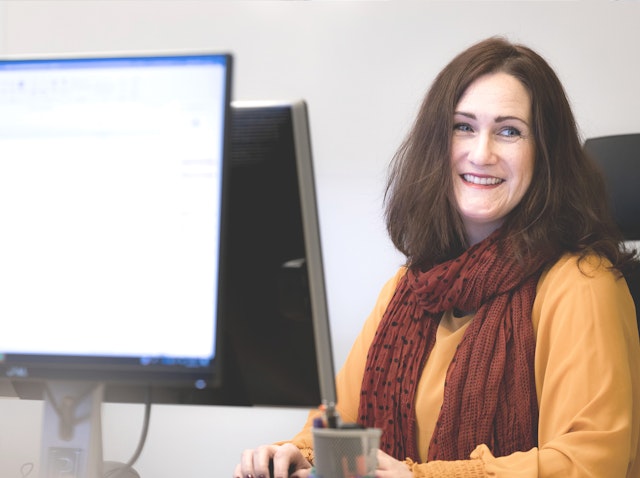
[{"x1": 461, "y1": 173, "x2": 504, "y2": 185}]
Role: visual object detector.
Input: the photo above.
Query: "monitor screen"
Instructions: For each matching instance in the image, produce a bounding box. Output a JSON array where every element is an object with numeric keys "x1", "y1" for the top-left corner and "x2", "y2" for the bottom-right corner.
[{"x1": 0, "y1": 52, "x2": 233, "y2": 395}]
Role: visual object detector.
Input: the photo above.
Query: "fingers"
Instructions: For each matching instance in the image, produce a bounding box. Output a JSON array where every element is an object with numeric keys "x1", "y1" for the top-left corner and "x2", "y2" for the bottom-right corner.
[
  {"x1": 272, "y1": 443, "x2": 310, "y2": 478},
  {"x1": 254, "y1": 445, "x2": 276, "y2": 477},
  {"x1": 375, "y1": 449, "x2": 412, "y2": 478},
  {"x1": 234, "y1": 444, "x2": 276, "y2": 478},
  {"x1": 271, "y1": 445, "x2": 292, "y2": 478},
  {"x1": 233, "y1": 443, "x2": 311, "y2": 478}
]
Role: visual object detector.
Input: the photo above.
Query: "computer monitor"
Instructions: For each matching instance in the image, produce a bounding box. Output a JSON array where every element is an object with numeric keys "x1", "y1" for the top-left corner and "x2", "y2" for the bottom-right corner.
[
  {"x1": 0, "y1": 52, "x2": 233, "y2": 477},
  {"x1": 209, "y1": 100, "x2": 336, "y2": 410}
]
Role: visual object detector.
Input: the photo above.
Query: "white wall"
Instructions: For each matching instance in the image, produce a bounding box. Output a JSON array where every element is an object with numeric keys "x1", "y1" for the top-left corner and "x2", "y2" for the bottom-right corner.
[{"x1": 1, "y1": 1, "x2": 639, "y2": 476}]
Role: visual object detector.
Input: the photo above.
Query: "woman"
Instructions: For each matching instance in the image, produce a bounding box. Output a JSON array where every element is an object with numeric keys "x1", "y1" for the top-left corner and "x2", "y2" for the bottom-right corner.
[{"x1": 234, "y1": 37, "x2": 640, "y2": 478}]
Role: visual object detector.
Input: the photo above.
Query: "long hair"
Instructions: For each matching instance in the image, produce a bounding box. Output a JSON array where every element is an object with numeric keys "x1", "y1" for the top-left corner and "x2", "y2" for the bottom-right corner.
[{"x1": 385, "y1": 37, "x2": 637, "y2": 276}]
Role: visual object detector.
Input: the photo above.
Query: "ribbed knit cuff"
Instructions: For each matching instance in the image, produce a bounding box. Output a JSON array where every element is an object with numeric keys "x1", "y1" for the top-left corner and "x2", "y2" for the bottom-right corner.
[{"x1": 405, "y1": 458, "x2": 487, "y2": 478}]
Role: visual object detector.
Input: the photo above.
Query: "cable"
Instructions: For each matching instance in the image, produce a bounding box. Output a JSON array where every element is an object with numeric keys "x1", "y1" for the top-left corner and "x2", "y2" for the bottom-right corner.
[
  {"x1": 103, "y1": 388, "x2": 152, "y2": 478},
  {"x1": 20, "y1": 462, "x2": 34, "y2": 477}
]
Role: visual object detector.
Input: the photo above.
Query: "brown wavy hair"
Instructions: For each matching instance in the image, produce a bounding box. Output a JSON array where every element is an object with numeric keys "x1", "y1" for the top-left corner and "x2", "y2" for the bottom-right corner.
[{"x1": 385, "y1": 37, "x2": 638, "y2": 277}]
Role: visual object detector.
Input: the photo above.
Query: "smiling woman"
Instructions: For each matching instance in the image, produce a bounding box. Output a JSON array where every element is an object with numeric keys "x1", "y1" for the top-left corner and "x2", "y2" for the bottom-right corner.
[
  {"x1": 451, "y1": 72, "x2": 535, "y2": 245},
  {"x1": 235, "y1": 37, "x2": 640, "y2": 478}
]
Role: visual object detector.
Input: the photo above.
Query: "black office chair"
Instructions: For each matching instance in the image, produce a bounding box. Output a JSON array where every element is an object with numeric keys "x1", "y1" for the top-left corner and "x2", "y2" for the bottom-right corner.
[{"x1": 584, "y1": 133, "x2": 640, "y2": 334}]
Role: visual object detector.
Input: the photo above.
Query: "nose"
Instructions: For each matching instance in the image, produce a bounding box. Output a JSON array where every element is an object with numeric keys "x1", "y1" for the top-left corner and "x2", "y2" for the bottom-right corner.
[{"x1": 467, "y1": 132, "x2": 497, "y2": 165}]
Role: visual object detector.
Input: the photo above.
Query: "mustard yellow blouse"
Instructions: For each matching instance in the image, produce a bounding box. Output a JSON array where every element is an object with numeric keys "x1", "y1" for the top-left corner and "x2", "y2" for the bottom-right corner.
[{"x1": 288, "y1": 254, "x2": 640, "y2": 477}]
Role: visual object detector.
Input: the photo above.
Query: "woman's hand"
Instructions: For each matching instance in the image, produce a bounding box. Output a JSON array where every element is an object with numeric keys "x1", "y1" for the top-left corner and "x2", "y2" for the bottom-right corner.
[
  {"x1": 375, "y1": 449, "x2": 412, "y2": 478},
  {"x1": 233, "y1": 443, "x2": 312, "y2": 478}
]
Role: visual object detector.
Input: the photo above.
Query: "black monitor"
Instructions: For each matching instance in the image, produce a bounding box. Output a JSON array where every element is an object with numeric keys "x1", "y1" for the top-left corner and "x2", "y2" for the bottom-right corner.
[
  {"x1": 0, "y1": 52, "x2": 233, "y2": 477},
  {"x1": 209, "y1": 100, "x2": 334, "y2": 409}
]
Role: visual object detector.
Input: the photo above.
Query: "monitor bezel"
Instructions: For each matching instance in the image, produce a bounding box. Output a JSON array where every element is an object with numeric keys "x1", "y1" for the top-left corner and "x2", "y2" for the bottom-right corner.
[{"x1": 0, "y1": 51, "x2": 234, "y2": 398}]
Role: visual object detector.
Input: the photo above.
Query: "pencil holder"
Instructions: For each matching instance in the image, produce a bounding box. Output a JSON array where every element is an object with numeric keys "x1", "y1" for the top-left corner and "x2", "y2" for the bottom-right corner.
[{"x1": 312, "y1": 427, "x2": 381, "y2": 478}]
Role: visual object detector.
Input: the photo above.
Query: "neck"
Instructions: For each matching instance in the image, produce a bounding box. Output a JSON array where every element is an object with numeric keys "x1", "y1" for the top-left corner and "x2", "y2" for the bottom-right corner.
[{"x1": 464, "y1": 222, "x2": 502, "y2": 246}]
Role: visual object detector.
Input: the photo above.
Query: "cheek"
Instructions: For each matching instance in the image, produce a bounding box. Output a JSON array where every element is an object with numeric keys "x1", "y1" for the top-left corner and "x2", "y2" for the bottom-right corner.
[
  {"x1": 515, "y1": 153, "x2": 535, "y2": 197},
  {"x1": 450, "y1": 146, "x2": 463, "y2": 172}
]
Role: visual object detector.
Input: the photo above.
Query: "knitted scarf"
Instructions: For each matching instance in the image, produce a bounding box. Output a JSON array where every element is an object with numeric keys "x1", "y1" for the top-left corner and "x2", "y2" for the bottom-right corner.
[{"x1": 357, "y1": 232, "x2": 541, "y2": 462}]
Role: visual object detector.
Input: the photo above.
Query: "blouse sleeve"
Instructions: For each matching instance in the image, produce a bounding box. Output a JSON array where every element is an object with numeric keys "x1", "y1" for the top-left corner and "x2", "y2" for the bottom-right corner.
[{"x1": 463, "y1": 255, "x2": 640, "y2": 477}]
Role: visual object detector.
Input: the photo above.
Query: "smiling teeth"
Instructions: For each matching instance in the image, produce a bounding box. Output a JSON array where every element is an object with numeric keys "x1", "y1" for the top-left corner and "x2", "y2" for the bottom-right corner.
[{"x1": 462, "y1": 174, "x2": 503, "y2": 185}]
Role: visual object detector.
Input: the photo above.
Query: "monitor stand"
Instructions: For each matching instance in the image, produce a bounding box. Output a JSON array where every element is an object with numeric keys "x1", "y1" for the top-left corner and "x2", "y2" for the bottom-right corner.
[{"x1": 40, "y1": 381, "x2": 139, "y2": 478}]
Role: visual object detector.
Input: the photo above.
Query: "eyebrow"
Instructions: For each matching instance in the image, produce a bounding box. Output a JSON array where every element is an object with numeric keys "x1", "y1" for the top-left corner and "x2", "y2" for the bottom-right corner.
[{"x1": 454, "y1": 111, "x2": 530, "y2": 126}]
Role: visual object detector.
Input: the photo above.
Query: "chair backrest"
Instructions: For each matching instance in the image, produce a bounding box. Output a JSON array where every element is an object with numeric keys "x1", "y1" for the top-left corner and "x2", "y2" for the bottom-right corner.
[
  {"x1": 584, "y1": 133, "x2": 640, "y2": 335},
  {"x1": 584, "y1": 134, "x2": 640, "y2": 241}
]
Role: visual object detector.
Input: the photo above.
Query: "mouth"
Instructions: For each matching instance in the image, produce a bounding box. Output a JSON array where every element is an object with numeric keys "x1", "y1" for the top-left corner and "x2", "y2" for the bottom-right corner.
[{"x1": 461, "y1": 173, "x2": 504, "y2": 186}]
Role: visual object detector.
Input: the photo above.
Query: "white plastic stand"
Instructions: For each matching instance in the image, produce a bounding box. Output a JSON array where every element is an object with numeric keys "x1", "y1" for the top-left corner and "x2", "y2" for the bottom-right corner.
[{"x1": 40, "y1": 381, "x2": 104, "y2": 478}]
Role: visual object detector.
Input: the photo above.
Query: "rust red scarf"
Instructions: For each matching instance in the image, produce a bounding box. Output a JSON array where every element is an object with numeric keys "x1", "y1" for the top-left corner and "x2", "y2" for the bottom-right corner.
[{"x1": 357, "y1": 232, "x2": 541, "y2": 461}]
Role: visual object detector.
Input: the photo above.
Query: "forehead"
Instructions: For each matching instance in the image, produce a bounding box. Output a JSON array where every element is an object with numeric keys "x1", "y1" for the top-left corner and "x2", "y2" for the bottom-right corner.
[{"x1": 456, "y1": 72, "x2": 531, "y2": 119}]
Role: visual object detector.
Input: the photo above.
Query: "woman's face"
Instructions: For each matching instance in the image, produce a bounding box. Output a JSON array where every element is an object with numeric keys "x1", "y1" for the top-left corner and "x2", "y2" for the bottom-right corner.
[{"x1": 450, "y1": 72, "x2": 535, "y2": 245}]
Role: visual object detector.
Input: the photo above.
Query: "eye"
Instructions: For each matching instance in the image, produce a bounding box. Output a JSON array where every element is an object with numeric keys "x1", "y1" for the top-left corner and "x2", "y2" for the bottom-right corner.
[
  {"x1": 453, "y1": 122, "x2": 474, "y2": 134},
  {"x1": 498, "y1": 126, "x2": 523, "y2": 139}
]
